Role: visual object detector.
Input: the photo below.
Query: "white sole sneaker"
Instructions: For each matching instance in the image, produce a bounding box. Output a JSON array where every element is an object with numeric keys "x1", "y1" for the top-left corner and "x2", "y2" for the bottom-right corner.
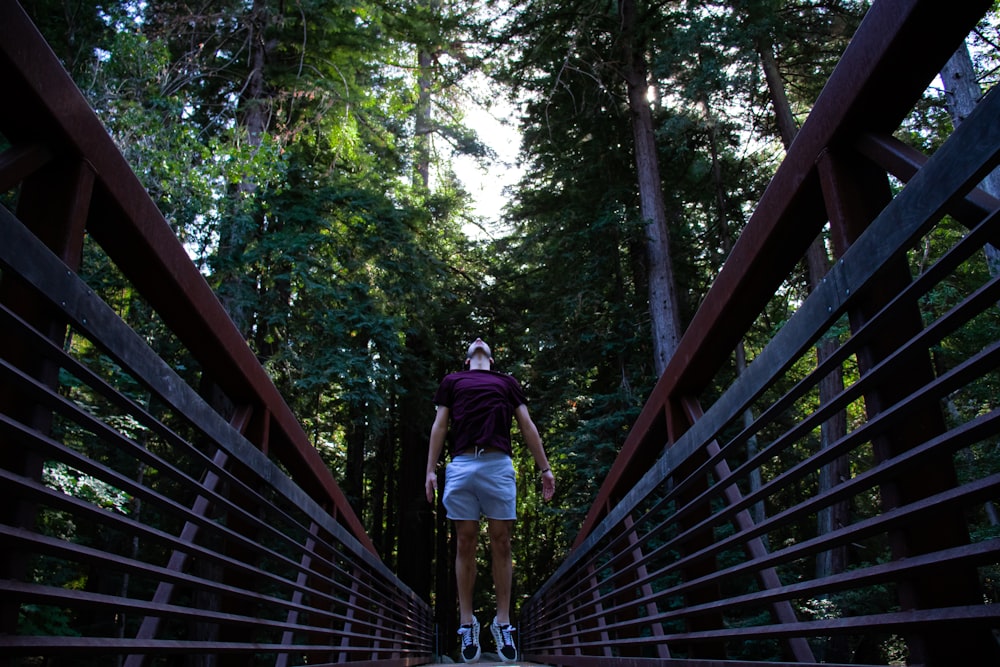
[
  {"x1": 490, "y1": 617, "x2": 517, "y2": 663},
  {"x1": 458, "y1": 616, "x2": 481, "y2": 663}
]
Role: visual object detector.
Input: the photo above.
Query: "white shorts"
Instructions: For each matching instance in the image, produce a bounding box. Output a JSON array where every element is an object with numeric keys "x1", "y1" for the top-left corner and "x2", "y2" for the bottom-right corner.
[{"x1": 443, "y1": 452, "x2": 517, "y2": 521}]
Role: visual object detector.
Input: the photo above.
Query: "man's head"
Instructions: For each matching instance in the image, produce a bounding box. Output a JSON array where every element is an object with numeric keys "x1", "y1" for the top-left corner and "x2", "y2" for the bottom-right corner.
[{"x1": 465, "y1": 337, "x2": 494, "y2": 369}]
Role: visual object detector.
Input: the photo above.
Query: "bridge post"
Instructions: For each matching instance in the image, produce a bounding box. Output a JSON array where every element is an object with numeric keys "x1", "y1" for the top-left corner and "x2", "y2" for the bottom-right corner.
[
  {"x1": 622, "y1": 513, "x2": 670, "y2": 658},
  {"x1": 819, "y1": 146, "x2": 1000, "y2": 664},
  {"x1": 582, "y1": 563, "x2": 612, "y2": 657},
  {"x1": 0, "y1": 156, "x2": 93, "y2": 643},
  {"x1": 671, "y1": 439, "x2": 725, "y2": 660}
]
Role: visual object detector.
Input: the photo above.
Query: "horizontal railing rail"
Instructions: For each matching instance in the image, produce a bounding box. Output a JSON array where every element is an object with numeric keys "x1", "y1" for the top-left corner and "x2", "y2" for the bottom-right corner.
[
  {"x1": 522, "y1": 0, "x2": 1000, "y2": 665},
  {"x1": 0, "y1": 2, "x2": 432, "y2": 664}
]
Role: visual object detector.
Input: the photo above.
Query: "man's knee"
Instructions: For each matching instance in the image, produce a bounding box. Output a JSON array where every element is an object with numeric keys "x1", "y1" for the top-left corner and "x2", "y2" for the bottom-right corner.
[
  {"x1": 491, "y1": 537, "x2": 511, "y2": 561},
  {"x1": 488, "y1": 520, "x2": 513, "y2": 557},
  {"x1": 455, "y1": 521, "x2": 479, "y2": 558}
]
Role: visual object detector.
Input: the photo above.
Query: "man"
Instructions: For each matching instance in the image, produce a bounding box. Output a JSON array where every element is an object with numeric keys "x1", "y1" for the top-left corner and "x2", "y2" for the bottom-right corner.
[{"x1": 425, "y1": 338, "x2": 556, "y2": 663}]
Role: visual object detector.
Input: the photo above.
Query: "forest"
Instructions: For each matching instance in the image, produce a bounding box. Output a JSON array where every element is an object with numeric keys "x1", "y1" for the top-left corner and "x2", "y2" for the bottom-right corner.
[{"x1": 11, "y1": 0, "x2": 1000, "y2": 649}]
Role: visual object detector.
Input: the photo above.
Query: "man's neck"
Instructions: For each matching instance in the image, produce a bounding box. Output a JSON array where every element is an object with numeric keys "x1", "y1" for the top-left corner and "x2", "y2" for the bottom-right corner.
[{"x1": 468, "y1": 360, "x2": 490, "y2": 371}]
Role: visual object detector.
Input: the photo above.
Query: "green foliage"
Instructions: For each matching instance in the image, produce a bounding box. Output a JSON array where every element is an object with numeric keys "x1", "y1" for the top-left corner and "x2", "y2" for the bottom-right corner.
[{"x1": 44, "y1": 463, "x2": 132, "y2": 515}]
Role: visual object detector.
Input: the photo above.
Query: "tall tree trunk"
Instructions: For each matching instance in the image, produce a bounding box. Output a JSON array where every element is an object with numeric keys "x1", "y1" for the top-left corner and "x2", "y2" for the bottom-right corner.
[
  {"x1": 344, "y1": 401, "x2": 367, "y2": 518},
  {"x1": 218, "y1": 0, "x2": 274, "y2": 336},
  {"x1": 370, "y1": 427, "x2": 386, "y2": 558},
  {"x1": 940, "y1": 41, "x2": 1000, "y2": 278},
  {"x1": 413, "y1": 0, "x2": 441, "y2": 189},
  {"x1": 758, "y1": 40, "x2": 797, "y2": 148},
  {"x1": 758, "y1": 33, "x2": 850, "y2": 588},
  {"x1": 699, "y1": 90, "x2": 768, "y2": 527},
  {"x1": 243, "y1": 0, "x2": 269, "y2": 156},
  {"x1": 939, "y1": 41, "x2": 1000, "y2": 528},
  {"x1": 618, "y1": 0, "x2": 683, "y2": 376},
  {"x1": 414, "y1": 50, "x2": 434, "y2": 189},
  {"x1": 396, "y1": 333, "x2": 435, "y2": 599},
  {"x1": 406, "y1": 0, "x2": 437, "y2": 585},
  {"x1": 806, "y1": 241, "x2": 850, "y2": 586}
]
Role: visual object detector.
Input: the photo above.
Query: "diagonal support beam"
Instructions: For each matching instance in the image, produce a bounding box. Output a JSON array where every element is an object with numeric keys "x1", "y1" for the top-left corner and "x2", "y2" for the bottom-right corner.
[
  {"x1": 682, "y1": 397, "x2": 815, "y2": 663},
  {"x1": 123, "y1": 447, "x2": 231, "y2": 667}
]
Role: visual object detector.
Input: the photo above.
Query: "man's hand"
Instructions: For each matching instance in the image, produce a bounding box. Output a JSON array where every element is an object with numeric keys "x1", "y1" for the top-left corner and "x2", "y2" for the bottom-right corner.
[
  {"x1": 541, "y1": 469, "x2": 555, "y2": 501},
  {"x1": 425, "y1": 470, "x2": 438, "y2": 504}
]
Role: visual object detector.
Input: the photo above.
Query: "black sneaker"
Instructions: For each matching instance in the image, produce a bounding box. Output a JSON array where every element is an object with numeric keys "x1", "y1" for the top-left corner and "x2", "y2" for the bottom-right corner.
[
  {"x1": 490, "y1": 617, "x2": 517, "y2": 663},
  {"x1": 457, "y1": 616, "x2": 481, "y2": 663}
]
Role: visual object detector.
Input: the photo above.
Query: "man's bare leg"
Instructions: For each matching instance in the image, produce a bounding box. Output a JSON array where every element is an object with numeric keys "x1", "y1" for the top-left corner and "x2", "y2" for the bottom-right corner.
[
  {"x1": 455, "y1": 520, "x2": 479, "y2": 624},
  {"x1": 488, "y1": 518, "x2": 514, "y2": 625}
]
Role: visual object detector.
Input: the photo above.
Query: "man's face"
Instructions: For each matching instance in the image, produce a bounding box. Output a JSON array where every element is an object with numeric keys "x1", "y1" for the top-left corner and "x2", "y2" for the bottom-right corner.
[{"x1": 467, "y1": 338, "x2": 492, "y2": 360}]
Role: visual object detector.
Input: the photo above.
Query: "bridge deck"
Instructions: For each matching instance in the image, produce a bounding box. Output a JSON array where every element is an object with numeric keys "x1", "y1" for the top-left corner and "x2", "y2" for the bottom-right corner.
[{"x1": 425, "y1": 663, "x2": 548, "y2": 666}]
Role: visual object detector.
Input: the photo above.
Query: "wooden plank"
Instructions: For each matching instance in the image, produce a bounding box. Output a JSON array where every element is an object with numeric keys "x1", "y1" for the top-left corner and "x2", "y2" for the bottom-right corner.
[{"x1": 422, "y1": 663, "x2": 550, "y2": 666}]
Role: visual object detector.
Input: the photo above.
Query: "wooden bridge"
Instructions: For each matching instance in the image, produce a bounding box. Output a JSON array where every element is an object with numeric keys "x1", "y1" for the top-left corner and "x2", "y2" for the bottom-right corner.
[{"x1": 2, "y1": 0, "x2": 1000, "y2": 665}]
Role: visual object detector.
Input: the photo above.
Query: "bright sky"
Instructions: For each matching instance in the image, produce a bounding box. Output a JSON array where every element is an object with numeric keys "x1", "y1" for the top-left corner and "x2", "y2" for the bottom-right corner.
[{"x1": 453, "y1": 93, "x2": 523, "y2": 239}]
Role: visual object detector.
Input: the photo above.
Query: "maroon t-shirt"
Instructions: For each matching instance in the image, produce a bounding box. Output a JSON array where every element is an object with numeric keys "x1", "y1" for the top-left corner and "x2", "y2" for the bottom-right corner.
[{"x1": 433, "y1": 370, "x2": 528, "y2": 457}]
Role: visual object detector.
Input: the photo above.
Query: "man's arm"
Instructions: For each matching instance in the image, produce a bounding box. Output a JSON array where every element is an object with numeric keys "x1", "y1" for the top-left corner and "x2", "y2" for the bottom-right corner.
[
  {"x1": 425, "y1": 406, "x2": 449, "y2": 503},
  {"x1": 514, "y1": 404, "x2": 556, "y2": 501}
]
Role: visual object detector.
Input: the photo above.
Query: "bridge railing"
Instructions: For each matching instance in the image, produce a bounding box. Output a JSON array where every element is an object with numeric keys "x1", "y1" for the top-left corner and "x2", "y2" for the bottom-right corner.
[
  {"x1": 0, "y1": 2, "x2": 431, "y2": 664},
  {"x1": 521, "y1": 1, "x2": 1000, "y2": 665}
]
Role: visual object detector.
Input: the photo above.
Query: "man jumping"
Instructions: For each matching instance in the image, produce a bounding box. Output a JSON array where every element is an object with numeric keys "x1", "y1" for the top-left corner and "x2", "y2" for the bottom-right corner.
[{"x1": 425, "y1": 338, "x2": 556, "y2": 663}]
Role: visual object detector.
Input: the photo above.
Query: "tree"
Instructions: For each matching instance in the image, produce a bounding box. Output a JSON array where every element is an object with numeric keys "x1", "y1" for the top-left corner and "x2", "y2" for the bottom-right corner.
[
  {"x1": 490, "y1": 0, "x2": 688, "y2": 378},
  {"x1": 940, "y1": 39, "x2": 1000, "y2": 277},
  {"x1": 618, "y1": 0, "x2": 684, "y2": 374},
  {"x1": 735, "y1": 0, "x2": 865, "y2": 592}
]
